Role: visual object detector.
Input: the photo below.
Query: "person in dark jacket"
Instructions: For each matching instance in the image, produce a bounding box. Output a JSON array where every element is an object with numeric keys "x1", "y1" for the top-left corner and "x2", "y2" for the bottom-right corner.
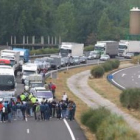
[
  {"x1": 20, "y1": 102, "x2": 26, "y2": 120},
  {"x1": 7, "y1": 104, "x2": 12, "y2": 122},
  {"x1": 40, "y1": 102, "x2": 46, "y2": 120},
  {"x1": 44, "y1": 101, "x2": 50, "y2": 120},
  {"x1": 56, "y1": 101, "x2": 61, "y2": 120}
]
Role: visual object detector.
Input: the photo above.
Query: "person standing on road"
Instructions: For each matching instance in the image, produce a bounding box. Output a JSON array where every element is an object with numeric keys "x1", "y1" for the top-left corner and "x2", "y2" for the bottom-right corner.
[
  {"x1": 62, "y1": 92, "x2": 67, "y2": 101},
  {"x1": 56, "y1": 101, "x2": 61, "y2": 120},
  {"x1": 51, "y1": 83, "x2": 56, "y2": 98},
  {"x1": 20, "y1": 102, "x2": 26, "y2": 120},
  {"x1": 1, "y1": 106, "x2": 6, "y2": 122},
  {"x1": 0, "y1": 101, "x2": 3, "y2": 121},
  {"x1": 40, "y1": 102, "x2": 45, "y2": 120},
  {"x1": 7, "y1": 104, "x2": 12, "y2": 122},
  {"x1": 44, "y1": 101, "x2": 50, "y2": 120},
  {"x1": 61, "y1": 101, "x2": 67, "y2": 119},
  {"x1": 33, "y1": 100, "x2": 39, "y2": 120},
  {"x1": 68, "y1": 101, "x2": 74, "y2": 121},
  {"x1": 51, "y1": 99, "x2": 56, "y2": 117}
]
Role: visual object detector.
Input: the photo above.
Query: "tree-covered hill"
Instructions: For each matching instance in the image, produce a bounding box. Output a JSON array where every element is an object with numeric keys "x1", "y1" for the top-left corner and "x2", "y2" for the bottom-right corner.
[{"x1": 0, "y1": 0, "x2": 140, "y2": 44}]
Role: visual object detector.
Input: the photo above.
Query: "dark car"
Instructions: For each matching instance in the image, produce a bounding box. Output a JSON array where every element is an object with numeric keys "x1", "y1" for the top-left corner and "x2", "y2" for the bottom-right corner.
[{"x1": 79, "y1": 56, "x2": 87, "y2": 64}]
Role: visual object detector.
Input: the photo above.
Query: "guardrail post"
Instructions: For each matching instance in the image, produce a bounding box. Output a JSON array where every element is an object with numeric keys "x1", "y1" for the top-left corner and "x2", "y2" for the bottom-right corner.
[
  {"x1": 23, "y1": 36, "x2": 25, "y2": 44},
  {"x1": 26, "y1": 36, "x2": 29, "y2": 44},
  {"x1": 11, "y1": 36, "x2": 13, "y2": 45}
]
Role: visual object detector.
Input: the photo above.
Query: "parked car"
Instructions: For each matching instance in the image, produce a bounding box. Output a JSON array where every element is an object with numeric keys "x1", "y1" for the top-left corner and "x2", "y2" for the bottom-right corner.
[
  {"x1": 80, "y1": 56, "x2": 87, "y2": 64},
  {"x1": 88, "y1": 51, "x2": 100, "y2": 60},
  {"x1": 61, "y1": 57, "x2": 67, "y2": 67},
  {"x1": 124, "y1": 52, "x2": 134, "y2": 59},
  {"x1": 73, "y1": 56, "x2": 81, "y2": 65},
  {"x1": 100, "y1": 55, "x2": 110, "y2": 61}
]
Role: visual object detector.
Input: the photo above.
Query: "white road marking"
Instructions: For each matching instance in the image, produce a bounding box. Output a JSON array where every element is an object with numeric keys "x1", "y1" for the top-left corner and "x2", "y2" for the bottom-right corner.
[
  {"x1": 27, "y1": 129, "x2": 30, "y2": 134},
  {"x1": 138, "y1": 75, "x2": 140, "y2": 78},
  {"x1": 135, "y1": 82, "x2": 138, "y2": 85},
  {"x1": 112, "y1": 79, "x2": 126, "y2": 89},
  {"x1": 25, "y1": 117, "x2": 28, "y2": 122},
  {"x1": 63, "y1": 119, "x2": 76, "y2": 140},
  {"x1": 122, "y1": 73, "x2": 126, "y2": 77},
  {"x1": 132, "y1": 79, "x2": 134, "y2": 81}
]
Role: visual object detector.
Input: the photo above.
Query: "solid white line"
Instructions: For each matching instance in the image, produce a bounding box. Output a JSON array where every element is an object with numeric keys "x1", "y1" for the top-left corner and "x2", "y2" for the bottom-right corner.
[
  {"x1": 25, "y1": 117, "x2": 28, "y2": 122},
  {"x1": 112, "y1": 65, "x2": 140, "y2": 76},
  {"x1": 63, "y1": 119, "x2": 76, "y2": 140},
  {"x1": 27, "y1": 129, "x2": 30, "y2": 134},
  {"x1": 112, "y1": 79, "x2": 126, "y2": 89}
]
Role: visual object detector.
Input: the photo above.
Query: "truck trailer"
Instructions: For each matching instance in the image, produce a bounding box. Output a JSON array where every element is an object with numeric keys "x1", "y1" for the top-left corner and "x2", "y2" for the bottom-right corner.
[
  {"x1": 59, "y1": 42, "x2": 84, "y2": 57},
  {"x1": 0, "y1": 49, "x2": 20, "y2": 74},
  {"x1": 94, "y1": 41, "x2": 119, "y2": 58}
]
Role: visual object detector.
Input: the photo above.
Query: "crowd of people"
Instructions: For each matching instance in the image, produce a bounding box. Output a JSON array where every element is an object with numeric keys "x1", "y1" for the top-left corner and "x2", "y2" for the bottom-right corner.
[{"x1": 0, "y1": 91, "x2": 76, "y2": 123}]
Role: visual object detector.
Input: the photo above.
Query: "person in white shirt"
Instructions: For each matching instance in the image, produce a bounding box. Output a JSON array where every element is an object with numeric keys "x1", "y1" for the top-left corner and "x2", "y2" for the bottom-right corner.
[{"x1": 62, "y1": 92, "x2": 67, "y2": 101}]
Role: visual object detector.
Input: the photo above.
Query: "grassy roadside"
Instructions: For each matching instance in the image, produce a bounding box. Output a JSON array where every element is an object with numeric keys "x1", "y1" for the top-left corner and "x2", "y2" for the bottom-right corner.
[
  {"x1": 46, "y1": 65, "x2": 96, "y2": 140},
  {"x1": 88, "y1": 61, "x2": 140, "y2": 120}
]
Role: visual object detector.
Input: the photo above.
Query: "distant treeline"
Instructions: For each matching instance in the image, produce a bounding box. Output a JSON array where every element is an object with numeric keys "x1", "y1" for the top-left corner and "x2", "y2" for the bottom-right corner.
[{"x1": 0, "y1": 0, "x2": 140, "y2": 44}]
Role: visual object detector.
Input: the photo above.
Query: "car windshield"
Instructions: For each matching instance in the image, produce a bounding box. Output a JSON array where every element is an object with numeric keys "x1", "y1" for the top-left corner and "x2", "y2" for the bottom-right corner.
[
  {"x1": 30, "y1": 83, "x2": 44, "y2": 88},
  {"x1": 36, "y1": 91, "x2": 53, "y2": 99},
  {"x1": 0, "y1": 75, "x2": 15, "y2": 90},
  {"x1": 23, "y1": 70, "x2": 36, "y2": 75}
]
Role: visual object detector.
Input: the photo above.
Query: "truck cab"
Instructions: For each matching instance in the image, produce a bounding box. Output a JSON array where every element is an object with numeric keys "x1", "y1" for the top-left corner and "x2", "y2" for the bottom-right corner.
[
  {"x1": 22, "y1": 63, "x2": 38, "y2": 84},
  {"x1": 0, "y1": 65, "x2": 16, "y2": 97},
  {"x1": 24, "y1": 74, "x2": 44, "y2": 91},
  {"x1": 1, "y1": 49, "x2": 20, "y2": 73}
]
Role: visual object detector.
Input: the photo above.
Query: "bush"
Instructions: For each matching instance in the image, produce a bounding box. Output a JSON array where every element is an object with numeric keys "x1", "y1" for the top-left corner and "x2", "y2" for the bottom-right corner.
[
  {"x1": 85, "y1": 107, "x2": 111, "y2": 132},
  {"x1": 84, "y1": 45, "x2": 94, "y2": 51},
  {"x1": 96, "y1": 114, "x2": 137, "y2": 140},
  {"x1": 80, "y1": 109, "x2": 94, "y2": 125},
  {"x1": 102, "y1": 62, "x2": 113, "y2": 72},
  {"x1": 107, "y1": 59, "x2": 120, "y2": 69},
  {"x1": 90, "y1": 66, "x2": 105, "y2": 78},
  {"x1": 131, "y1": 55, "x2": 140, "y2": 64},
  {"x1": 120, "y1": 88, "x2": 140, "y2": 109}
]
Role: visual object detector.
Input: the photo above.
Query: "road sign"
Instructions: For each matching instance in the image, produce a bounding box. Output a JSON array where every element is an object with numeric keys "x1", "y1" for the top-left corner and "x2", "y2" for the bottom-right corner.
[{"x1": 108, "y1": 74, "x2": 113, "y2": 80}]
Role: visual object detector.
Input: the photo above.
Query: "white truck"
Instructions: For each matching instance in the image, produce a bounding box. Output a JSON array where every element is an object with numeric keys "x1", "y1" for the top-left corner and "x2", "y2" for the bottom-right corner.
[
  {"x1": 0, "y1": 65, "x2": 16, "y2": 97},
  {"x1": 59, "y1": 42, "x2": 84, "y2": 65},
  {"x1": 21, "y1": 63, "x2": 38, "y2": 84},
  {"x1": 94, "y1": 41, "x2": 119, "y2": 58},
  {"x1": 0, "y1": 49, "x2": 20, "y2": 74},
  {"x1": 119, "y1": 40, "x2": 140, "y2": 57},
  {"x1": 24, "y1": 74, "x2": 44, "y2": 92},
  {"x1": 59, "y1": 42, "x2": 84, "y2": 57}
]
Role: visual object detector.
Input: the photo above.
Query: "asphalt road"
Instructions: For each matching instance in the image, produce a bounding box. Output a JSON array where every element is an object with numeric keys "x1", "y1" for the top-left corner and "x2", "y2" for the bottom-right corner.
[
  {"x1": 112, "y1": 65, "x2": 140, "y2": 89},
  {"x1": 0, "y1": 72, "x2": 86, "y2": 140}
]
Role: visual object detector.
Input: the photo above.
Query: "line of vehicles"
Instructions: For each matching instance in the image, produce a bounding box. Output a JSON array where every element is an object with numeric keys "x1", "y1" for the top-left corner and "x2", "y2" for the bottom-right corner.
[
  {"x1": 87, "y1": 40, "x2": 140, "y2": 60},
  {"x1": 0, "y1": 40, "x2": 140, "y2": 103}
]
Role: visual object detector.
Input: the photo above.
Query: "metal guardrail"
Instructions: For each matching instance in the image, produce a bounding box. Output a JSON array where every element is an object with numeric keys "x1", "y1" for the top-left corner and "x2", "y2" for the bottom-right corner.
[
  {"x1": 29, "y1": 53, "x2": 58, "y2": 58},
  {"x1": 45, "y1": 59, "x2": 130, "y2": 81}
]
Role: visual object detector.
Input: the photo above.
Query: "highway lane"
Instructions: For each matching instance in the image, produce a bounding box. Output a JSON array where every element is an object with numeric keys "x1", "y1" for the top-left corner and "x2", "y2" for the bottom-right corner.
[
  {"x1": 112, "y1": 65, "x2": 140, "y2": 89},
  {"x1": 0, "y1": 72, "x2": 86, "y2": 140}
]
